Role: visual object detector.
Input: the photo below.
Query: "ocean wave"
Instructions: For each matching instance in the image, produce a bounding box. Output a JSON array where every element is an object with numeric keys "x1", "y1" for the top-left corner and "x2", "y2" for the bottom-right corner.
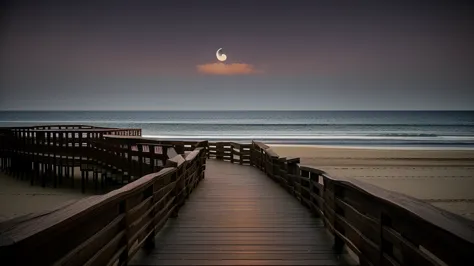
[
  {"x1": 142, "y1": 134, "x2": 474, "y2": 141},
  {"x1": 141, "y1": 134, "x2": 474, "y2": 147},
  {"x1": 1, "y1": 121, "x2": 473, "y2": 127},
  {"x1": 368, "y1": 133, "x2": 439, "y2": 137}
]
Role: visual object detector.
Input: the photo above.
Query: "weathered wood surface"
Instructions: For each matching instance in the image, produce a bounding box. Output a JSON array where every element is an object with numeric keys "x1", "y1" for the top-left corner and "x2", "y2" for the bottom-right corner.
[
  {"x1": 252, "y1": 142, "x2": 474, "y2": 266},
  {"x1": 0, "y1": 148, "x2": 206, "y2": 266},
  {"x1": 2, "y1": 125, "x2": 474, "y2": 266},
  {"x1": 0, "y1": 126, "x2": 207, "y2": 194},
  {"x1": 207, "y1": 142, "x2": 251, "y2": 165},
  {"x1": 129, "y1": 159, "x2": 353, "y2": 266}
]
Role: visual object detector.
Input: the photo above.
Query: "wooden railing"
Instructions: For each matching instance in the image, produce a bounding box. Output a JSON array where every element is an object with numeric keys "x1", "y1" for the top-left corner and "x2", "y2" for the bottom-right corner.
[
  {"x1": 1, "y1": 127, "x2": 474, "y2": 266},
  {"x1": 0, "y1": 126, "x2": 209, "y2": 193},
  {"x1": 0, "y1": 138, "x2": 206, "y2": 266},
  {"x1": 0, "y1": 126, "x2": 142, "y2": 186},
  {"x1": 246, "y1": 141, "x2": 474, "y2": 266},
  {"x1": 207, "y1": 141, "x2": 251, "y2": 165}
]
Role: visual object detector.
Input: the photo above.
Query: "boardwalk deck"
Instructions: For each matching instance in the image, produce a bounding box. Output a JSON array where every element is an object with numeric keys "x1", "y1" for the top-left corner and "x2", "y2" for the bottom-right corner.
[
  {"x1": 129, "y1": 159, "x2": 354, "y2": 266},
  {"x1": 3, "y1": 128, "x2": 472, "y2": 266}
]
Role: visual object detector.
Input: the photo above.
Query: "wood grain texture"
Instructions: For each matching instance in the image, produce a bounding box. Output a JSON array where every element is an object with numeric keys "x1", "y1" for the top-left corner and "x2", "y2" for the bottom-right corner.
[{"x1": 129, "y1": 160, "x2": 354, "y2": 266}]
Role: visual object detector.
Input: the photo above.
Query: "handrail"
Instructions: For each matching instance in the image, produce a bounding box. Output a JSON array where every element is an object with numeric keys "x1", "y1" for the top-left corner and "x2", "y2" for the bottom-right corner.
[
  {"x1": 0, "y1": 127, "x2": 205, "y2": 193},
  {"x1": 0, "y1": 134, "x2": 206, "y2": 266},
  {"x1": 207, "y1": 141, "x2": 251, "y2": 164},
  {"x1": 1, "y1": 126, "x2": 473, "y2": 266},
  {"x1": 246, "y1": 141, "x2": 474, "y2": 266}
]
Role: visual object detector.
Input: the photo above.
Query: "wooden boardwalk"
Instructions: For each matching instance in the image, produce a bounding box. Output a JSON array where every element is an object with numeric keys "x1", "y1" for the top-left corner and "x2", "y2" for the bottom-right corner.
[
  {"x1": 129, "y1": 160, "x2": 353, "y2": 265},
  {"x1": 1, "y1": 127, "x2": 473, "y2": 266}
]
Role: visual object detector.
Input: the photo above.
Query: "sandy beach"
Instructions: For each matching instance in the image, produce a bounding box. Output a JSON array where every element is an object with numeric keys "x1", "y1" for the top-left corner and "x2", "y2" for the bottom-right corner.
[
  {"x1": 1, "y1": 145, "x2": 473, "y2": 223},
  {"x1": 0, "y1": 169, "x2": 93, "y2": 222},
  {"x1": 270, "y1": 145, "x2": 474, "y2": 220}
]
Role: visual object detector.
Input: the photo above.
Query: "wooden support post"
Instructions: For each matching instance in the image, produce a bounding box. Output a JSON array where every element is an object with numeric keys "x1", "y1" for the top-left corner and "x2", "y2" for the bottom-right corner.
[
  {"x1": 71, "y1": 132, "x2": 75, "y2": 189},
  {"x1": 118, "y1": 199, "x2": 131, "y2": 265},
  {"x1": 101, "y1": 172, "x2": 106, "y2": 192},
  {"x1": 300, "y1": 169, "x2": 309, "y2": 204},
  {"x1": 138, "y1": 145, "x2": 143, "y2": 178},
  {"x1": 170, "y1": 169, "x2": 180, "y2": 218},
  {"x1": 332, "y1": 184, "x2": 345, "y2": 254},
  {"x1": 128, "y1": 144, "x2": 133, "y2": 181},
  {"x1": 53, "y1": 132, "x2": 57, "y2": 188},
  {"x1": 81, "y1": 170, "x2": 86, "y2": 194},
  {"x1": 239, "y1": 146, "x2": 244, "y2": 165}
]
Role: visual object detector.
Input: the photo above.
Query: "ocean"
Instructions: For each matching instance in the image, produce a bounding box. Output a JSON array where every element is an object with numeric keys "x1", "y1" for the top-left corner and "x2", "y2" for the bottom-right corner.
[{"x1": 0, "y1": 111, "x2": 473, "y2": 147}]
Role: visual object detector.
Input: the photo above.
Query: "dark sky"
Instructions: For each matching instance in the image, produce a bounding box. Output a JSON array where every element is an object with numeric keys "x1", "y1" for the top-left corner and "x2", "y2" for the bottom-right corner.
[{"x1": 1, "y1": 0, "x2": 473, "y2": 110}]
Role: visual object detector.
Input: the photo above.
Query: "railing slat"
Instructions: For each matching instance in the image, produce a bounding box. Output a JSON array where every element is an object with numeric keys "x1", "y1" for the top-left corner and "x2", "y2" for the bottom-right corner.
[
  {"x1": 0, "y1": 126, "x2": 207, "y2": 266},
  {"x1": 245, "y1": 140, "x2": 474, "y2": 266}
]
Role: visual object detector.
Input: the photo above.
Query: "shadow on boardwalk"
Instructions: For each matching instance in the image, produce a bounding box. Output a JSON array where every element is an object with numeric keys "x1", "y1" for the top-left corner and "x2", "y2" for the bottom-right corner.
[{"x1": 130, "y1": 159, "x2": 354, "y2": 266}]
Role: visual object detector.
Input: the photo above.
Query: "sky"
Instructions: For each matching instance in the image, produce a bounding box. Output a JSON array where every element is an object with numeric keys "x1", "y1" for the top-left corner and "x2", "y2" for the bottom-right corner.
[{"x1": 0, "y1": 0, "x2": 473, "y2": 111}]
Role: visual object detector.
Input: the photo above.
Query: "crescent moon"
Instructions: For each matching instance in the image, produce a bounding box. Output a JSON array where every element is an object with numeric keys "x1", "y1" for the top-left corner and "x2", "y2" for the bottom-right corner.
[{"x1": 216, "y1": 48, "x2": 227, "y2": 62}]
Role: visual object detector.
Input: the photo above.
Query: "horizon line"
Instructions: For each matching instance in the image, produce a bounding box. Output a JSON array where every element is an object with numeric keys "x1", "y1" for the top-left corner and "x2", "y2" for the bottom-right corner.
[{"x1": 1, "y1": 109, "x2": 474, "y2": 112}]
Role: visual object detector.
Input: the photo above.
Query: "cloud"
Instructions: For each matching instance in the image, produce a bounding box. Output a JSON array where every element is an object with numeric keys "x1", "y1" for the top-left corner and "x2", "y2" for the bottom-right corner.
[{"x1": 196, "y1": 62, "x2": 261, "y2": 75}]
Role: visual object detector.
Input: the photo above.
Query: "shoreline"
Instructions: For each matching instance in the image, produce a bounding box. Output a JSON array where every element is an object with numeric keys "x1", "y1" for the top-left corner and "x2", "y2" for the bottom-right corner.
[{"x1": 268, "y1": 144, "x2": 474, "y2": 150}]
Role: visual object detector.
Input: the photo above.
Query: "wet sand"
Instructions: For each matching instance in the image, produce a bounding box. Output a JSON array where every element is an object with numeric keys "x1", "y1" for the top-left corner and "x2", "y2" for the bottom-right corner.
[{"x1": 270, "y1": 145, "x2": 474, "y2": 220}]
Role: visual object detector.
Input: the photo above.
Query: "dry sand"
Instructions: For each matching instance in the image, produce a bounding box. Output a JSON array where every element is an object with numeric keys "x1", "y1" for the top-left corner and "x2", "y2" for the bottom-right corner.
[
  {"x1": 1, "y1": 145, "x2": 473, "y2": 222},
  {"x1": 270, "y1": 145, "x2": 474, "y2": 220},
  {"x1": 0, "y1": 169, "x2": 93, "y2": 222}
]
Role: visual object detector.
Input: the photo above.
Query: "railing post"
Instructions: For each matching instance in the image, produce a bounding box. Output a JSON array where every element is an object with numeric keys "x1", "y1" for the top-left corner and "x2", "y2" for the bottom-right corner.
[
  {"x1": 216, "y1": 143, "x2": 223, "y2": 160},
  {"x1": 144, "y1": 184, "x2": 156, "y2": 250},
  {"x1": 278, "y1": 158, "x2": 287, "y2": 190},
  {"x1": 239, "y1": 145, "x2": 244, "y2": 165},
  {"x1": 250, "y1": 142, "x2": 254, "y2": 166},
  {"x1": 128, "y1": 143, "x2": 133, "y2": 180},
  {"x1": 170, "y1": 168, "x2": 180, "y2": 218},
  {"x1": 274, "y1": 157, "x2": 283, "y2": 184},
  {"x1": 271, "y1": 156, "x2": 279, "y2": 181},
  {"x1": 52, "y1": 132, "x2": 58, "y2": 188},
  {"x1": 332, "y1": 183, "x2": 345, "y2": 255},
  {"x1": 138, "y1": 144, "x2": 143, "y2": 179},
  {"x1": 287, "y1": 161, "x2": 297, "y2": 196},
  {"x1": 119, "y1": 198, "x2": 131, "y2": 265},
  {"x1": 179, "y1": 162, "x2": 187, "y2": 208},
  {"x1": 264, "y1": 152, "x2": 270, "y2": 177},
  {"x1": 300, "y1": 169, "x2": 308, "y2": 204},
  {"x1": 309, "y1": 171, "x2": 314, "y2": 205},
  {"x1": 169, "y1": 161, "x2": 186, "y2": 218}
]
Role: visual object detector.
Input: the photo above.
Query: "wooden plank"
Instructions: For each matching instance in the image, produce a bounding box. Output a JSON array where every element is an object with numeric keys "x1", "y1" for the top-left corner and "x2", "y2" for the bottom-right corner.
[
  {"x1": 382, "y1": 226, "x2": 442, "y2": 266},
  {"x1": 135, "y1": 259, "x2": 346, "y2": 265},
  {"x1": 52, "y1": 214, "x2": 125, "y2": 266},
  {"x1": 165, "y1": 155, "x2": 185, "y2": 168},
  {"x1": 129, "y1": 160, "x2": 349, "y2": 266}
]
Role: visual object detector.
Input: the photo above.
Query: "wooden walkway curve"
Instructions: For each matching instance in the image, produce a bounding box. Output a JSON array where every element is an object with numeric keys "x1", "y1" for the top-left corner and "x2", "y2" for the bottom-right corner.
[
  {"x1": 1, "y1": 126, "x2": 473, "y2": 266},
  {"x1": 129, "y1": 160, "x2": 353, "y2": 265}
]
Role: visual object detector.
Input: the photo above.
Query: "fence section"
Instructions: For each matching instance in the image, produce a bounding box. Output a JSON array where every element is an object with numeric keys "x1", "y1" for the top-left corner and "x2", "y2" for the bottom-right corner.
[
  {"x1": 0, "y1": 144, "x2": 206, "y2": 266},
  {"x1": 247, "y1": 141, "x2": 474, "y2": 266}
]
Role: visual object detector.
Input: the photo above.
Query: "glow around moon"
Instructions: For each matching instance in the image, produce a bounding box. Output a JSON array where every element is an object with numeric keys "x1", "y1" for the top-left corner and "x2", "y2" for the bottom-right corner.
[{"x1": 216, "y1": 48, "x2": 227, "y2": 62}]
